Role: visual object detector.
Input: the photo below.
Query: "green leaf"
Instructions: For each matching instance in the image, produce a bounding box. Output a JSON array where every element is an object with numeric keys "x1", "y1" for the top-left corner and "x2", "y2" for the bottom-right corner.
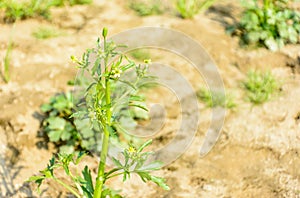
[
  {"x1": 137, "y1": 139, "x2": 152, "y2": 153},
  {"x1": 27, "y1": 175, "x2": 45, "y2": 193},
  {"x1": 47, "y1": 117, "x2": 66, "y2": 130},
  {"x1": 75, "y1": 151, "x2": 86, "y2": 165},
  {"x1": 71, "y1": 111, "x2": 87, "y2": 119},
  {"x1": 112, "y1": 157, "x2": 123, "y2": 168},
  {"x1": 288, "y1": 26, "x2": 298, "y2": 43},
  {"x1": 48, "y1": 130, "x2": 63, "y2": 142},
  {"x1": 52, "y1": 94, "x2": 72, "y2": 111},
  {"x1": 41, "y1": 103, "x2": 52, "y2": 112},
  {"x1": 61, "y1": 130, "x2": 72, "y2": 141},
  {"x1": 128, "y1": 103, "x2": 148, "y2": 112},
  {"x1": 247, "y1": 31, "x2": 260, "y2": 43},
  {"x1": 81, "y1": 139, "x2": 96, "y2": 150},
  {"x1": 92, "y1": 57, "x2": 101, "y2": 76},
  {"x1": 59, "y1": 145, "x2": 74, "y2": 154},
  {"x1": 149, "y1": 175, "x2": 170, "y2": 190},
  {"x1": 81, "y1": 166, "x2": 94, "y2": 197},
  {"x1": 131, "y1": 106, "x2": 149, "y2": 120},
  {"x1": 137, "y1": 171, "x2": 170, "y2": 190}
]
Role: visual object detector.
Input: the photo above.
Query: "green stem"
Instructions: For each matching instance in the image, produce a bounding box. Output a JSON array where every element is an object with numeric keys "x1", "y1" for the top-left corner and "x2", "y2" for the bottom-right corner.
[
  {"x1": 54, "y1": 178, "x2": 81, "y2": 198},
  {"x1": 93, "y1": 45, "x2": 112, "y2": 197},
  {"x1": 93, "y1": 79, "x2": 111, "y2": 198},
  {"x1": 264, "y1": 0, "x2": 270, "y2": 9}
]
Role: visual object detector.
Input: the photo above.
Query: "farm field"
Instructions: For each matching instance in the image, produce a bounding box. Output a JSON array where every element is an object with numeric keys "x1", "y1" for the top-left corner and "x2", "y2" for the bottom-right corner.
[{"x1": 0, "y1": 0, "x2": 300, "y2": 197}]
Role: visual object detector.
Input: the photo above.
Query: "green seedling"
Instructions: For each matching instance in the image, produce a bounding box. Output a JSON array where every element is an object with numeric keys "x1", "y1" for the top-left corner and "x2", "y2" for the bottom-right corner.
[
  {"x1": 242, "y1": 70, "x2": 279, "y2": 104},
  {"x1": 129, "y1": 0, "x2": 164, "y2": 16},
  {"x1": 32, "y1": 26, "x2": 64, "y2": 39},
  {"x1": 29, "y1": 28, "x2": 169, "y2": 198},
  {"x1": 175, "y1": 0, "x2": 216, "y2": 19},
  {"x1": 228, "y1": 0, "x2": 300, "y2": 51},
  {"x1": 197, "y1": 88, "x2": 236, "y2": 108}
]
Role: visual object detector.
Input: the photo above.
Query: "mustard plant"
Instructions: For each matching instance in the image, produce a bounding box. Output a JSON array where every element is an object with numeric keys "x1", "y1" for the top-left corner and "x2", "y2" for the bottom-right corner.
[{"x1": 29, "y1": 28, "x2": 169, "y2": 198}]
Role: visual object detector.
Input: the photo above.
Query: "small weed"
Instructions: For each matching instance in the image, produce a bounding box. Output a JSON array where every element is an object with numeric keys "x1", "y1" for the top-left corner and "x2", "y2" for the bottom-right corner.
[
  {"x1": 129, "y1": 0, "x2": 164, "y2": 16},
  {"x1": 197, "y1": 88, "x2": 236, "y2": 108},
  {"x1": 242, "y1": 70, "x2": 279, "y2": 104},
  {"x1": 175, "y1": 0, "x2": 216, "y2": 19},
  {"x1": 32, "y1": 26, "x2": 63, "y2": 39},
  {"x1": 1, "y1": 0, "x2": 51, "y2": 23},
  {"x1": 1, "y1": 0, "x2": 93, "y2": 23}
]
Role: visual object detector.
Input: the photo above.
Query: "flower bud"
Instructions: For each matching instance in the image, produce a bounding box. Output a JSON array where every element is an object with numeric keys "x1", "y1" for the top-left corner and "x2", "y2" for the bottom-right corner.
[{"x1": 102, "y1": 27, "x2": 108, "y2": 38}]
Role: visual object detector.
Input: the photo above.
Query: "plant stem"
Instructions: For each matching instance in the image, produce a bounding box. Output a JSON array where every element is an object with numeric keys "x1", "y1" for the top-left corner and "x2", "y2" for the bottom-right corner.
[
  {"x1": 93, "y1": 35, "x2": 112, "y2": 198},
  {"x1": 54, "y1": 178, "x2": 81, "y2": 198},
  {"x1": 94, "y1": 79, "x2": 111, "y2": 198}
]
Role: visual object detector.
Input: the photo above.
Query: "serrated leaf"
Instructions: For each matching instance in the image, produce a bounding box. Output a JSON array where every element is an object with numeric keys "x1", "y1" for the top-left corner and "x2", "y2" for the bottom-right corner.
[
  {"x1": 82, "y1": 166, "x2": 94, "y2": 196},
  {"x1": 149, "y1": 175, "x2": 170, "y2": 190},
  {"x1": 27, "y1": 175, "x2": 45, "y2": 193},
  {"x1": 137, "y1": 171, "x2": 169, "y2": 190}
]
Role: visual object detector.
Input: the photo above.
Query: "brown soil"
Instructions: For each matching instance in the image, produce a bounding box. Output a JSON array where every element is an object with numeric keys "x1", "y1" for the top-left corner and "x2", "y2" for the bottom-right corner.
[{"x1": 1, "y1": 0, "x2": 300, "y2": 197}]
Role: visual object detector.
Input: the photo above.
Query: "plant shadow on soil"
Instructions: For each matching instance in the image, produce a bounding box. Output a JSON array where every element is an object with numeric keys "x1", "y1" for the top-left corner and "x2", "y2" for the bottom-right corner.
[
  {"x1": 0, "y1": 144, "x2": 37, "y2": 197},
  {"x1": 206, "y1": 3, "x2": 240, "y2": 29},
  {"x1": 32, "y1": 111, "x2": 50, "y2": 150}
]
